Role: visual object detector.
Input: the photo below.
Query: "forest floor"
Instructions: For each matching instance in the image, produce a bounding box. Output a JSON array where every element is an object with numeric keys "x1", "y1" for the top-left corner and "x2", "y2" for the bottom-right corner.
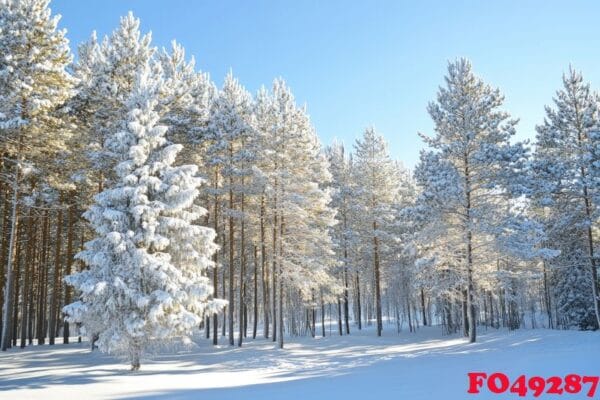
[{"x1": 0, "y1": 324, "x2": 597, "y2": 399}]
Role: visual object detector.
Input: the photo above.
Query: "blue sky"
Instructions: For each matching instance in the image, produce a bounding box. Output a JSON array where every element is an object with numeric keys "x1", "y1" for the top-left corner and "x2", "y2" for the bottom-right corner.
[{"x1": 52, "y1": 0, "x2": 600, "y2": 168}]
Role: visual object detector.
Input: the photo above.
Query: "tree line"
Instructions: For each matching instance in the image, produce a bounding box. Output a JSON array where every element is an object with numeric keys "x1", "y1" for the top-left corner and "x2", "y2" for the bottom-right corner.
[{"x1": 0, "y1": 0, "x2": 598, "y2": 368}]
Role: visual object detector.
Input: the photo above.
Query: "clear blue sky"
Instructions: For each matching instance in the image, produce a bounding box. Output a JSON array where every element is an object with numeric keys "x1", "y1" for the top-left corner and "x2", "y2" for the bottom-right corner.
[{"x1": 52, "y1": 0, "x2": 600, "y2": 168}]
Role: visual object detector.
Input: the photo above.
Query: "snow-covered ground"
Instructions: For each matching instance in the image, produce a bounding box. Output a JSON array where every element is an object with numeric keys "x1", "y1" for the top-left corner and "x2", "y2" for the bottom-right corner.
[{"x1": 0, "y1": 326, "x2": 597, "y2": 399}]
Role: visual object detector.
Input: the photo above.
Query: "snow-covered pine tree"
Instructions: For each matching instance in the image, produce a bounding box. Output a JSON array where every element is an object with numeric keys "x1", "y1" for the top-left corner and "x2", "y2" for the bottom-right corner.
[
  {"x1": 532, "y1": 67, "x2": 600, "y2": 329},
  {"x1": 417, "y1": 59, "x2": 530, "y2": 342},
  {"x1": 0, "y1": 0, "x2": 75, "y2": 351},
  {"x1": 352, "y1": 127, "x2": 398, "y2": 337},
  {"x1": 70, "y1": 12, "x2": 155, "y2": 192},
  {"x1": 63, "y1": 65, "x2": 224, "y2": 370},
  {"x1": 203, "y1": 71, "x2": 255, "y2": 346},
  {"x1": 326, "y1": 141, "x2": 354, "y2": 334}
]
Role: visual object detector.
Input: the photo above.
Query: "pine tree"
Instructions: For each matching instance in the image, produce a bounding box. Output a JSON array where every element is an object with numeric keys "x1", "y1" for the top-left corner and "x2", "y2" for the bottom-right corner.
[
  {"x1": 63, "y1": 65, "x2": 224, "y2": 370},
  {"x1": 416, "y1": 59, "x2": 529, "y2": 342},
  {"x1": 204, "y1": 72, "x2": 254, "y2": 346},
  {"x1": 352, "y1": 127, "x2": 398, "y2": 337},
  {"x1": 70, "y1": 12, "x2": 154, "y2": 191},
  {"x1": 532, "y1": 67, "x2": 600, "y2": 329}
]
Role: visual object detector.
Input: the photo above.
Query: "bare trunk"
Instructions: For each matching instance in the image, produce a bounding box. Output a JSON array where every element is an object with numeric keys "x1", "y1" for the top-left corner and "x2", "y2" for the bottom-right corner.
[
  {"x1": 337, "y1": 299, "x2": 343, "y2": 336},
  {"x1": 465, "y1": 160, "x2": 476, "y2": 343},
  {"x1": 48, "y1": 195, "x2": 64, "y2": 345},
  {"x1": 260, "y1": 195, "x2": 269, "y2": 339},
  {"x1": 20, "y1": 209, "x2": 34, "y2": 348},
  {"x1": 271, "y1": 211, "x2": 277, "y2": 343},
  {"x1": 373, "y1": 221, "x2": 382, "y2": 336},
  {"x1": 277, "y1": 271, "x2": 283, "y2": 349},
  {"x1": 1, "y1": 165, "x2": 20, "y2": 351},
  {"x1": 420, "y1": 288, "x2": 428, "y2": 326},
  {"x1": 277, "y1": 216, "x2": 284, "y2": 349},
  {"x1": 228, "y1": 185, "x2": 234, "y2": 346},
  {"x1": 212, "y1": 176, "x2": 219, "y2": 345},
  {"x1": 36, "y1": 210, "x2": 49, "y2": 345},
  {"x1": 0, "y1": 185, "x2": 11, "y2": 337},
  {"x1": 252, "y1": 245, "x2": 258, "y2": 339},
  {"x1": 63, "y1": 195, "x2": 75, "y2": 344},
  {"x1": 238, "y1": 192, "x2": 245, "y2": 347},
  {"x1": 542, "y1": 262, "x2": 553, "y2": 329},
  {"x1": 356, "y1": 273, "x2": 362, "y2": 330}
]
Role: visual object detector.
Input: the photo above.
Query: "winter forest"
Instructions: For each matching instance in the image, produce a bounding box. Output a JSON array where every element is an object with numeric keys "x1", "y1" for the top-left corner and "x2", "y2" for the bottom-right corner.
[{"x1": 0, "y1": 0, "x2": 599, "y2": 398}]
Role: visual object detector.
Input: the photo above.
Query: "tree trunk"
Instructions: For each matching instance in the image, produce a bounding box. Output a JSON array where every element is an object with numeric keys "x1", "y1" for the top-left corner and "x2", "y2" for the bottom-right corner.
[
  {"x1": 462, "y1": 290, "x2": 469, "y2": 337},
  {"x1": 260, "y1": 195, "x2": 269, "y2": 339},
  {"x1": 465, "y1": 162, "x2": 476, "y2": 343},
  {"x1": 252, "y1": 245, "x2": 258, "y2": 339},
  {"x1": 20, "y1": 209, "x2": 34, "y2": 348},
  {"x1": 542, "y1": 262, "x2": 553, "y2": 329},
  {"x1": 278, "y1": 272, "x2": 283, "y2": 349},
  {"x1": 1, "y1": 164, "x2": 21, "y2": 351},
  {"x1": 238, "y1": 192, "x2": 245, "y2": 347},
  {"x1": 0, "y1": 185, "x2": 11, "y2": 337},
  {"x1": 212, "y1": 185, "x2": 219, "y2": 345},
  {"x1": 277, "y1": 216, "x2": 284, "y2": 349},
  {"x1": 373, "y1": 221, "x2": 382, "y2": 336},
  {"x1": 320, "y1": 292, "x2": 325, "y2": 337},
  {"x1": 228, "y1": 182, "x2": 234, "y2": 346},
  {"x1": 337, "y1": 299, "x2": 343, "y2": 336},
  {"x1": 36, "y1": 210, "x2": 49, "y2": 345},
  {"x1": 356, "y1": 273, "x2": 362, "y2": 330},
  {"x1": 63, "y1": 195, "x2": 75, "y2": 344},
  {"x1": 48, "y1": 196, "x2": 64, "y2": 345},
  {"x1": 420, "y1": 288, "x2": 428, "y2": 326},
  {"x1": 11, "y1": 226, "x2": 23, "y2": 347},
  {"x1": 271, "y1": 211, "x2": 278, "y2": 343}
]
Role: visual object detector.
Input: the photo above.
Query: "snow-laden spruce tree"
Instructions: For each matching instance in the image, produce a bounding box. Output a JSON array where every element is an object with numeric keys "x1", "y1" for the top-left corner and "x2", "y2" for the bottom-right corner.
[
  {"x1": 532, "y1": 68, "x2": 600, "y2": 329},
  {"x1": 63, "y1": 65, "x2": 225, "y2": 370},
  {"x1": 70, "y1": 12, "x2": 155, "y2": 191},
  {"x1": 416, "y1": 59, "x2": 531, "y2": 342}
]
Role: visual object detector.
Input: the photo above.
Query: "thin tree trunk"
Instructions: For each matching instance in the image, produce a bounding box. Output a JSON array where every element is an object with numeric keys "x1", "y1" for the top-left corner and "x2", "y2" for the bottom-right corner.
[
  {"x1": 356, "y1": 273, "x2": 362, "y2": 330},
  {"x1": 278, "y1": 271, "x2": 283, "y2": 349},
  {"x1": 277, "y1": 216, "x2": 284, "y2": 349},
  {"x1": 271, "y1": 211, "x2": 277, "y2": 343},
  {"x1": 212, "y1": 181, "x2": 219, "y2": 345},
  {"x1": 542, "y1": 261, "x2": 553, "y2": 329},
  {"x1": 320, "y1": 292, "x2": 325, "y2": 337},
  {"x1": 228, "y1": 181, "x2": 234, "y2": 346},
  {"x1": 1, "y1": 163, "x2": 21, "y2": 351},
  {"x1": 238, "y1": 191, "x2": 245, "y2": 347},
  {"x1": 337, "y1": 299, "x2": 343, "y2": 336},
  {"x1": 63, "y1": 195, "x2": 75, "y2": 344},
  {"x1": 0, "y1": 185, "x2": 11, "y2": 337},
  {"x1": 465, "y1": 162, "x2": 476, "y2": 343},
  {"x1": 462, "y1": 290, "x2": 469, "y2": 337},
  {"x1": 260, "y1": 195, "x2": 269, "y2": 339},
  {"x1": 420, "y1": 288, "x2": 428, "y2": 326},
  {"x1": 48, "y1": 195, "x2": 64, "y2": 345},
  {"x1": 252, "y1": 245, "x2": 258, "y2": 339},
  {"x1": 11, "y1": 226, "x2": 23, "y2": 347},
  {"x1": 373, "y1": 221, "x2": 382, "y2": 336},
  {"x1": 20, "y1": 209, "x2": 34, "y2": 348},
  {"x1": 36, "y1": 210, "x2": 49, "y2": 345}
]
